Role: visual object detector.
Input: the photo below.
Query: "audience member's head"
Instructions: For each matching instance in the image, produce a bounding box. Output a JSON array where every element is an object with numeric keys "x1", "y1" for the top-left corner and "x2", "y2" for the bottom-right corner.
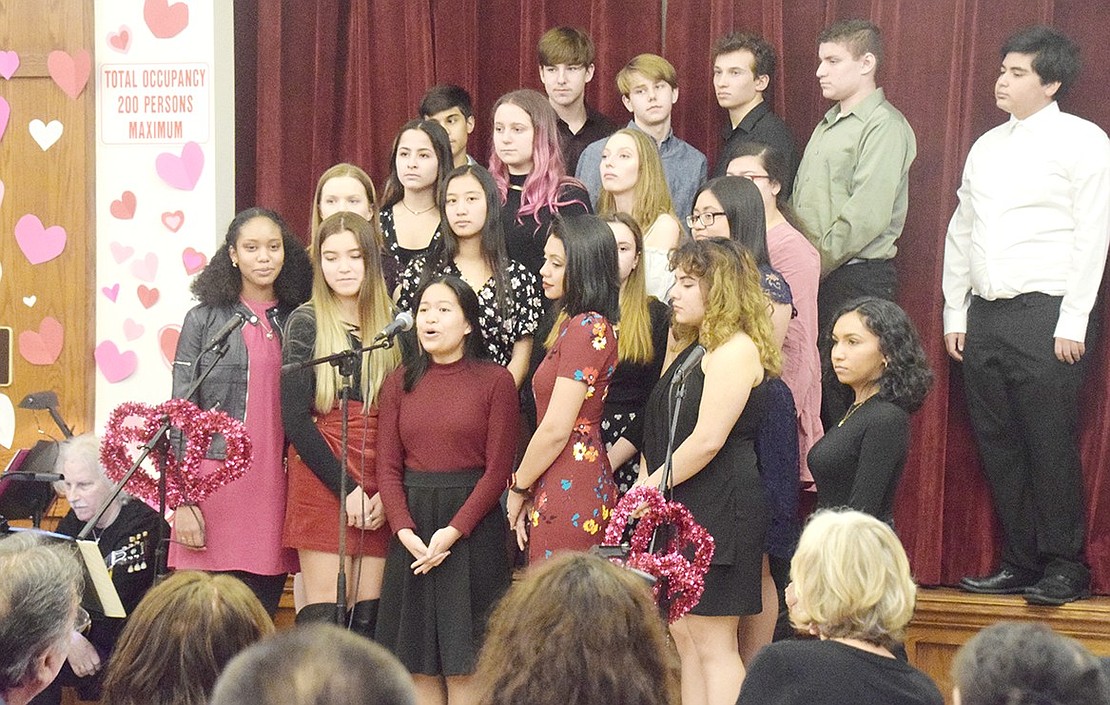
[
  {"x1": 99, "y1": 571, "x2": 273, "y2": 705},
  {"x1": 56, "y1": 432, "x2": 124, "y2": 526},
  {"x1": 788, "y1": 509, "x2": 916, "y2": 650},
  {"x1": 473, "y1": 551, "x2": 677, "y2": 705},
  {"x1": 419, "y1": 84, "x2": 476, "y2": 167},
  {"x1": 1000, "y1": 25, "x2": 1080, "y2": 100},
  {"x1": 0, "y1": 532, "x2": 84, "y2": 705},
  {"x1": 210, "y1": 623, "x2": 416, "y2": 705},
  {"x1": 952, "y1": 622, "x2": 1110, "y2": 705}
]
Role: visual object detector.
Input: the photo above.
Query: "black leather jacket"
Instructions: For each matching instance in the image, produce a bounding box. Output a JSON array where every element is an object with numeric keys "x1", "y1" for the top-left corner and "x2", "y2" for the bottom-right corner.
[{"x1": 171, "y1": 301, "x2": 289, "y2": 458}]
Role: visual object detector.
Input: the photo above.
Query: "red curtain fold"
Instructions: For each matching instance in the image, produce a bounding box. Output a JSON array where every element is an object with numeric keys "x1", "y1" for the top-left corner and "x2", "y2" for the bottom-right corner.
[{"x1": 238, "y1": 0, "x2": 1110, "y2": 592}]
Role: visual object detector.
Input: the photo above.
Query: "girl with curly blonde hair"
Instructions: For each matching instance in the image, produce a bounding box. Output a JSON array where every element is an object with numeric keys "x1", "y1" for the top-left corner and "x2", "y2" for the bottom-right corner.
[{"x1": 637, "y1": 237, "x2": 779, "y2": 705}]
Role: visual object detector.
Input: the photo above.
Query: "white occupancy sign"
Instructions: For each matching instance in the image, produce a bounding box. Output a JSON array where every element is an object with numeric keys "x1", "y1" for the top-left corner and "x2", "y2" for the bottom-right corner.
[{"x1": 99, "y1": 63, "x2": 210, "y2": 144}]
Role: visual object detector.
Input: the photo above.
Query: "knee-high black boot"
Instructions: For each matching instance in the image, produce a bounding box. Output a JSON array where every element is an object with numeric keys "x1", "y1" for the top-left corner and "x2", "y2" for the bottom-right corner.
[
  {"x1": 349, "y1": 599, "x2": 379, "y2": 640},
  {"x1": 295, "y1": 602, "x2": 339, "y2": 626}
]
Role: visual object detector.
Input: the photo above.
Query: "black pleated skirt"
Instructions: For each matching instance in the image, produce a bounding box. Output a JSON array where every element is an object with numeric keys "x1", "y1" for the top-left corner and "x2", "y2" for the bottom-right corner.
[{"x1": 375, "y1": 469, "x2": 510, "y2": 676}]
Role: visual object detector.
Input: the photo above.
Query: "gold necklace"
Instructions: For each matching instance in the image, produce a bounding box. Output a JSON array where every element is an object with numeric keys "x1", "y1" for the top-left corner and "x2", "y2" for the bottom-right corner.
[
  {"x1": 400, "y1": 199, "x2": 436, "y2": 216},
  {"x1": 838, "y1": 395, "x2": 873, "y2": 427}
]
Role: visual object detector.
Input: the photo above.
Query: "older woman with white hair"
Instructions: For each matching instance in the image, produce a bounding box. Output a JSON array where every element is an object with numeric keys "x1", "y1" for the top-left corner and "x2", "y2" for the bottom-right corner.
[
  {"x1": 30, "y1": 433, "x2": 166, "y2": 705},
  {"x1": 737, "y1": 509, "x2": 943, "y2": 705}
]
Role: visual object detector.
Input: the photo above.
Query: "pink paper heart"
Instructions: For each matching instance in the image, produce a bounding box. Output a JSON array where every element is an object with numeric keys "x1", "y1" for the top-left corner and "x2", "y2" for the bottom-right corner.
[
  {"x1": 0, "y1": 179, "x2": 5, "y2": 208},
  {"x1": 110, "y1": 191, "x2": 136, "y2": 219},
  {"x1": 158, "y1": 325, "x2": 181, "y2": 368},
  {"x1": 46, "y1": 50, "x2": 91, "y2": 100},
  {"x1": 107, "y1": 27, "x2": 131, "y2": 53},
  {"x1": 123, "y1": 318, "x2": 145, "y2": 341},
  {"x1": 110, "y1": 242, "x2": 134, "y2": 263},
  {"x1": 15, "y1": 214, "x2": 67, "y2": 265},
  {"x1": 137, "y1": 285, "x2": 160, "y2": 309},
  {"x1": 19, "y1": 317, "x2": 63, "y2": 365},
  {"x1": 161, "y1": 210, "x2": 184, "y2": 232},
  {"x1": 155, "y1": 141, "x2": 203, "y2": 190},
  {"x1": 130, "y1": 252, "x2": 159, "y2": 282},
  {"x1": 0, "y1": 96, "x2": 9, "y2": 143},
  {"x1": 0, "y1": 50, "x2": 18, "y2": 80},
  {"x1": 95, "y1": 341, "x2": 138, "y2": 383},
  {"x1": 144, "y1": 0, "x2": 190, "y2": 39},
  {"x1": 102, "y1": 283, "x2": 120, "y2": 302},
  {"x1": 182, "y1": 247, "x2": 207, "y2": 275}
]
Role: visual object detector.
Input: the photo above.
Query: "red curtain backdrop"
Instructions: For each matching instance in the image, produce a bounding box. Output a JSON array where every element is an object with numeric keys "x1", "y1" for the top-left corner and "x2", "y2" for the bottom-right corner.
[{"x1": 236, "y1": 0, "x2": 1110, "y2": 593}]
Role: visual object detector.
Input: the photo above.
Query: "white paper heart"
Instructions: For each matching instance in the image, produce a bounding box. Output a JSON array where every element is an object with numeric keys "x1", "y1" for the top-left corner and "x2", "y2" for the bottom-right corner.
[
  {"x1": 29, "y1": 118, "x2": 63, "y2": 151},
  {"x1": 23, "y1": 295, "x2": 36, "y2": 307},
  {"x1": 0, "y1": 393, "x2": 14, "y2": 449}
]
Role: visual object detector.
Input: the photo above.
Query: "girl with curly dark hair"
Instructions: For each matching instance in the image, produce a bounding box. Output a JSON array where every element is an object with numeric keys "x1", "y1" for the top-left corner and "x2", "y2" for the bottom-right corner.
[
  {"x1": 168, "y1": 207, "x2": 311, "y2": 616},
  {"x1": 808, "y1": 297, "x2": 933, "y2": 525}
]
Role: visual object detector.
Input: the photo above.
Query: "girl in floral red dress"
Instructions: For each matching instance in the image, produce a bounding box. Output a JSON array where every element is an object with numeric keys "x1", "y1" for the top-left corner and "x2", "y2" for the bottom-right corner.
[{"x1": 505, "y1": 214, "x2": 621, "y2": 563}]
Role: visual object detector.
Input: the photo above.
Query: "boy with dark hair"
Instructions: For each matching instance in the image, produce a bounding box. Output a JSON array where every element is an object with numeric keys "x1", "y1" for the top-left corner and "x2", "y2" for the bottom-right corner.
[
  {"x1": 711, "y1": 32, "x2": 796, "y2": 188},
  {"x1": 419, "y1": 84, "x2": 476, "y2": 168},
  {"x1": 537, "y1": 26, "x2": 616, "y2": 174},
  {"x1": 945, "y1": 25, "x2": 1109, "y2": 606},
  {"x1": 575, "y1": 53, "x2": 707, "y2": 217}
]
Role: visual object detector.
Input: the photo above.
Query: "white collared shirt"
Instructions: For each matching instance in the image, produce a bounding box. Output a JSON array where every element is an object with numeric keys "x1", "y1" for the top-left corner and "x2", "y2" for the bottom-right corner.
[{"x1": 943, "y1": 102, "x2": 1110, "y2": 341}]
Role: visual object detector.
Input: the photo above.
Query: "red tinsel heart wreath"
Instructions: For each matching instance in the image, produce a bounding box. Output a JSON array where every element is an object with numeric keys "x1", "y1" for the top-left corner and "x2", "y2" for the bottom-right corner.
[
  {"x1": 603, "y1": 485, "x2": 714, "y2": 623},
  {"x1": 101, "y1": 398, "x2": 252, "y2": 509}
]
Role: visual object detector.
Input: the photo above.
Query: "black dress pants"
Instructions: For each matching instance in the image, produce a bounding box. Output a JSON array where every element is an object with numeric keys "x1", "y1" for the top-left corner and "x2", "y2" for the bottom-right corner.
[
  {"x1": 963, "y1": 293, "x2": 1089, "y2": 582},
  {"x1": 817, "y1": 259, "x2": 898, "y2": 428}
]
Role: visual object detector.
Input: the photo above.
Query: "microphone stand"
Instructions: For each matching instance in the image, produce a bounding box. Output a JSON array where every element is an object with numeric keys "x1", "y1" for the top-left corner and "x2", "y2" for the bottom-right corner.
[
  {"x1": 78, "y1": 337, "x2": 235, "y2": 582},
  {"x1": 285, "y1": 336, "x2": 395, "y2": 626}
]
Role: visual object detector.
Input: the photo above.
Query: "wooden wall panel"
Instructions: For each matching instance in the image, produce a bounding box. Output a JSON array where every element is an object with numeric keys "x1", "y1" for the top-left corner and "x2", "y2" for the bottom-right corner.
[{"x1": 0, "y1": 0, "x2": 94, "y2": 469}]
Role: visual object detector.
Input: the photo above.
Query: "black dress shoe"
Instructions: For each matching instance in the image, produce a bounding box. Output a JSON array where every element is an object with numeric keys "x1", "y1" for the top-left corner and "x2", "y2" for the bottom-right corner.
[
  {"x1": 959, "y1": 569, "x2": 1037, "y2": 594},
  {"x1": 1024, "y1": 573, "x2": 1091, "y2": 606}
]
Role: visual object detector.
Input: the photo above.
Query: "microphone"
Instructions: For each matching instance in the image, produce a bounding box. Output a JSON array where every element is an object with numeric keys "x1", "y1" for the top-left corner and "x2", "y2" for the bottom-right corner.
[
  {"x1": 2, "y1": 471, "x2": 64, "y2": 482},
  {"x1": 373, "y1": 311, "x2": 414, "y2": 342},
  {"x1": 670, "y1": 345, "x2": 706, "y2": 385},
  {"x1": 203, "y1": 313, "x2": 246, "y2": 350}
]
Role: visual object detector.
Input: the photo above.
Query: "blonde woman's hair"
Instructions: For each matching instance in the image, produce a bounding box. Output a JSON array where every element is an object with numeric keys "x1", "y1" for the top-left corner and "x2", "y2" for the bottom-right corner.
[
  {"x1": 596, "y1": 129, "x2": 676, "y2": 236},
  {"x1": 603, "y1": 213, "x2": 655, "y2": 364},
  {"x1": 669, "y1": 238, "x2": 780, "y2": 375},
  {"x1": 309, "y1": 212, "x2": 400, "y2": 412},
  {"x1": 789, "y1": 509, "x2": 917, "y2": 648}
]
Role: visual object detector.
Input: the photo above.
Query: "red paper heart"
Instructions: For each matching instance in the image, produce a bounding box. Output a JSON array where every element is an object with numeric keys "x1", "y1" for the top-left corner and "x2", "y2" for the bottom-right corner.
[
  {"x1": 108, "y1": 27, "x2": 131, "y2": 53},
  {"x1": 18, "y1": 317, "x2": 64, "y2": 365},
  {"x1": 158, "y1": 325, "x2": 181, "y2": 369},
  {"x1": 137, "y1": 285, "x2": 160, "y2": 309},
  {"x1": 143, "y1": 0, "x2": 190, "y2": 39},
  {"x1": 110, "y1": 191, "x2": 136, "y2": 219}
]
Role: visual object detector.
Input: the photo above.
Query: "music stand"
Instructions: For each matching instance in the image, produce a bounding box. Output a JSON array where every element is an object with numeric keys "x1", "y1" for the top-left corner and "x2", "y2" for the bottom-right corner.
[{"x1": 0, "y1": 441, "x2": 59, "y2": 527}]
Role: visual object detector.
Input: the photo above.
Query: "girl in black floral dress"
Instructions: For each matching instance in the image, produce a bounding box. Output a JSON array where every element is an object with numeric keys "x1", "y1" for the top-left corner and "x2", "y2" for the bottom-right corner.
[{"x1": 396, "y1": 164, "x2": 543, "y2": 387}]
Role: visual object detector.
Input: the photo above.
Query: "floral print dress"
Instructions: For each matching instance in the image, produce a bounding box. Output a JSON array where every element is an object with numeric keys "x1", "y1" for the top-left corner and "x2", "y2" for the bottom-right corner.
[{"x1": 527, "y1": 312, "x2": 618, "y2": 562}]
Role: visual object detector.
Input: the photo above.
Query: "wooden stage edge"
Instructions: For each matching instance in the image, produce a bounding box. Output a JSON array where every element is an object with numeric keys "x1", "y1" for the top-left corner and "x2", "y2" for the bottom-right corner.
[{"x1": 905, "y1": 587, "x2": 1110, "y2": 703}]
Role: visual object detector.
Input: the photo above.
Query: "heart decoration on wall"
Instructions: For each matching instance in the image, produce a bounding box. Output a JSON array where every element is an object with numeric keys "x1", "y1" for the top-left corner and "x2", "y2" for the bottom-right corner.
[
  {"x1": 0, "y1": 96, "x2": 9, "y2": 143},
  {"x1": 123, "y1": 318, "x2": 145, "y2": 341},
  {"x1": 0, "y1": 393, "x2": 14, "y2": 449},
  {"x1": 158, "y1": 325, "x2": 181, "y2": 368},
  {"x1": 0, "y1": 179, "x2": 5, "y2": 208},
  {"x1": 29, "y1": 119, "x2": 64, "y2": 151},
  {"x1": 182, "y1": 247, "x2": 207, "y2": 275},
  {"x1": 107, "y1": 27, "x2": 131, "y2": 54},
  {"x1": 130, "y1": 252, "x2": 159, "y2": 282},
  {"x1": 0, "y1": 50, "x2": 18, "y2": 80},
  {"x1": 137, "y1": 285, "x2": 160, "y2": 309},
  {"x1": 155, "y1": 141, "x2": 204, "y2": 190},
  {"x1": 95, "y1": 341, "x2": 138, "y2": 383},
  {"x1": 110, "y1": 242, "x2": 134, "y2": 263},
  {"x1": 46, "y1": 49, "x2": 91, "y2": 100},
  {"x1": 144, "y1": 0, "x2": 190, "y2": 39},
  {"x1": 161, "y1": 210, "x2": 184, "y2": 232},
  {"x1": 102, "y1": 283, "x2": 120, "y2": 302},
  {"x1": 110, "y1": 191, "x2": 136, "y2": 219},
  {"x1": 18, "y1": 317, "x2": 64, "y2": 365},
  {"x1": 15, "y1": 214, "x2": 67, "y2": 264},
  {"x1": 22, "y1": 296, "x2": 36, "y2": 307}
]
